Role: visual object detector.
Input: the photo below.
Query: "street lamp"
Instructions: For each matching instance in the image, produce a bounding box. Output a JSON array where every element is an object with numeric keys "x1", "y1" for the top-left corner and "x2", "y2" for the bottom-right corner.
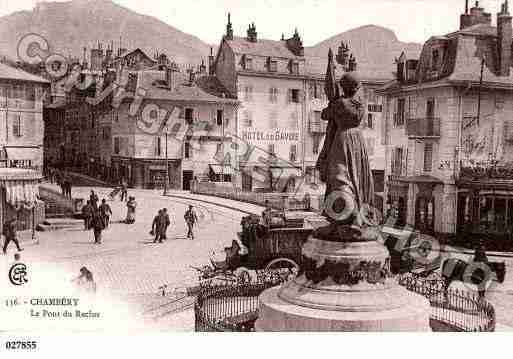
[{"x1": 163, "y1": 126, "x2": 169, "y2": 196}]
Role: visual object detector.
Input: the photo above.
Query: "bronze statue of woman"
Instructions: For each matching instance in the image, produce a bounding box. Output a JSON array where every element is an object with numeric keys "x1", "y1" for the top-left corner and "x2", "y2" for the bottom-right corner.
[{"x1": 316, "y1": 70, "x2": 375, "y2": 235}]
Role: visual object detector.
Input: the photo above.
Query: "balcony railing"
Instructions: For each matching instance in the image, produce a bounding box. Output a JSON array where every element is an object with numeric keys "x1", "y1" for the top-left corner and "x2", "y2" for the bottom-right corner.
[
  {"x1": 309, "y1": 119, "x2": 327, "y2": 134},
  {"x1": 406, "y1": 117, "x2": 441, "y2": 138}
]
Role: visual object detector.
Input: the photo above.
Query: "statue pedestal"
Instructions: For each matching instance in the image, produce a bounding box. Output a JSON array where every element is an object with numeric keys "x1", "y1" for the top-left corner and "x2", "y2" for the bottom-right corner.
[{"x1": 255, "y1": 237, "x2": 431, "y2": 332}]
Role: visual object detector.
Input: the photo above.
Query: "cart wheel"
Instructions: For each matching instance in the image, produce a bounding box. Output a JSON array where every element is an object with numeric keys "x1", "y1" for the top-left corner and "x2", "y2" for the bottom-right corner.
[
  {"x1": 234, "y1": 267, "x2": 252, "y2": 284},
  {"x1": 265, "y1": 258, "x2": 299, "y2": 282}
]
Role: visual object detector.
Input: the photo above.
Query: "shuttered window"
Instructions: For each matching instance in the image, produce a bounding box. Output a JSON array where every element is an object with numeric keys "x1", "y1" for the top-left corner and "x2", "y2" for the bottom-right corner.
[{"x1": 424, "y1": 143, "x2": 433, "y2": 172}]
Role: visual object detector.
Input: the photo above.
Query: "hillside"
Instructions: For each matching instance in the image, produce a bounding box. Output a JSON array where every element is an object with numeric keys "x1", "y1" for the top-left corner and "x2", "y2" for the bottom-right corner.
[
  {"x1": 0, "y1": 0, "x2": 211, "y2": 65},
  {"x1": 306, "y1": 25, "x2": 422, "y2": 80}
]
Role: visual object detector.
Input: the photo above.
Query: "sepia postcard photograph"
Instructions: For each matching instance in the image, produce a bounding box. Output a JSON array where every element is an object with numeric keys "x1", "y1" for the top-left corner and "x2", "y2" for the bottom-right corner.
[{"x1": 0, "y1": 0, "x2": 512, "y2": 356}]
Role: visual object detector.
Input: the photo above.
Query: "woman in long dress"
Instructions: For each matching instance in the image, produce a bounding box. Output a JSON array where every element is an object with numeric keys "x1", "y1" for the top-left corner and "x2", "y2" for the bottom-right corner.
[
  {"x1": 125, "y1": 196, "x2": 137, "y2": 224},
  {"x1": 316, "y1": 72, "x2": 375, "y2": 227}
]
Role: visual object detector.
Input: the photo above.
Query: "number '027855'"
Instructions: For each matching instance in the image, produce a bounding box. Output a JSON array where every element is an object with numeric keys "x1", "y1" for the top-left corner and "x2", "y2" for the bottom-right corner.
[{"x1": 5, "y1": 341, "x2": 37, "y2": 350}]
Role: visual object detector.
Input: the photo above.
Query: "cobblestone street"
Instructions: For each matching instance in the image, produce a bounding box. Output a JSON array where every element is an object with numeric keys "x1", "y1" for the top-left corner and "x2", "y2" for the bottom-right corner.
[{"x1": 1, "y1": 186, "x2": 251, "y2": 331}]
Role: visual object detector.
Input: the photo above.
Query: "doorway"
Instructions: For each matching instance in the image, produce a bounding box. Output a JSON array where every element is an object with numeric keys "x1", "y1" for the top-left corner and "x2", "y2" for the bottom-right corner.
[
  {"x1": 415, "y1": 196, "x2": 435, "y2": 234},
  {"x1": 242, "y1": 171, "x2": 252, "y2": 192},
  {"x1": 183, "y1": 170, "x2": 194, "y2": 191}
]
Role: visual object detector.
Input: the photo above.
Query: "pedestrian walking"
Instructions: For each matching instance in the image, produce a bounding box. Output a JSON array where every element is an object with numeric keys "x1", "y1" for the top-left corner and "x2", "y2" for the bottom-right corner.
[
  {"x1": 151, "y1": 210, "x2": 163, "y2": 243},
  {"x1": 91, "y1": 211, "x2": 105, "y2": 244},
  {"x1": 184, "y1": 205, "x2": 198, "y2": 240},
  {"x1": 125, "y1": 196, "x2": 137, "y2": 224},
  {"x1": 66, "y1": 178, "x2": 73, "y2": 199},
  {"x1": 160, "y1": 208, "x2": 171, "y2": 241},
  {"x1": 120, "y1": 179, "x2": 128, "y2": 202},
  {"x1": 2, "y1": 219, "x2": 23, "y2": 254},
  {"x1": 99, "y1": 199, "x2": 112, "y2": 228},
  {"x1": 81, "y1": 200, "x2": 93, "y2": 230},
  {"x1": 89, "y1": 190, "x2": 99, "y2": 210}
]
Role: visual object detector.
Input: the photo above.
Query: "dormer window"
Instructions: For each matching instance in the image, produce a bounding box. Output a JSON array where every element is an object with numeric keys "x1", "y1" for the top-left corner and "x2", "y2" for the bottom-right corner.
[
  {"x1": 268, "y1": 58, "x2": 278, "y2": 72},
  {"x1": 431, "y1": 49, "x2": 440, "y2": 71},
  {"x1": 289, "y1": 61, "x2": 299, "y2": 75},
  {"x1": 243, "y1": 56, "x2": 253, "y2": 71}
]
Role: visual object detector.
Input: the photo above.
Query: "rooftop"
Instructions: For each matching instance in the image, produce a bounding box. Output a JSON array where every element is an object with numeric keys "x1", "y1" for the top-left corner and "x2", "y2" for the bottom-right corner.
[
  {"x1": 0, "y1": 62, "x2": 50, "y2": 84},
  {"x1": 226, "y1": 36, "x2": 302, "y2": 59}
]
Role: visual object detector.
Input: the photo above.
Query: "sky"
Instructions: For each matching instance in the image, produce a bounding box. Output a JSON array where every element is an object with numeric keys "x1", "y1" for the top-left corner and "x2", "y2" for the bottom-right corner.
[{"x1": 0, "y1": 0, "x2": 507, "y2": 46}]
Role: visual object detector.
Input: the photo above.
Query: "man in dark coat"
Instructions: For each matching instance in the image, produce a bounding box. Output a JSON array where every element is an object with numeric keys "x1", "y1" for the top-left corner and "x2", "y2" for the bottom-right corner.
[
  {"x1": 89, "y1": 190, "x2": 99, "y2": 210},
  {"x1": 159, "y1": 208, "x2": 171, "y2": 241},
  {"x1": 152, "y1": 210, "x2": 163, "y2": 243},
  {"x1": 91, "y1": 211, "x2": 105, "y2": 244},
  {"x1": 2, "y1": 219, "x2": 22, "y2": 254},
  {"x1": 81, "y1": 200, "x2": 93, "y2": 230},
  {"x1": 184, "y1": 205, "x2": 198, "y2": 240},
  {"x1": 99, "y1": 199, "x2": 112, "y2": 228}
]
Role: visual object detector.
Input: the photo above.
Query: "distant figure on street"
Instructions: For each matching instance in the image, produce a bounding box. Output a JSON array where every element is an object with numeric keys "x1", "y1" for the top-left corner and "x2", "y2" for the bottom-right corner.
[
  {"x1": 81, "y1": 200, "x2": 93, "y2": 230},
  {"x1": 99, "y1": 199, "x2": 112, "y2": 228},
  {"x1": 152, "y1": 210, "x2": 163, "y2": 243},
  {"x1": 2, "y1": 219, "x2": 23, "y2": 254},
  {"x1": 262, "y1": 200, "x2": 273, "y2": 227},
  {"x1": 73, "y1": 266, "x2": 97, "y2": 293},
  {"x1": 184, "y1": 205, "x2": 198, "y2": 240},
  {"x1": 91, "y1": 211, "x2": 105, "y2": 244},
  {"x1": 64, "y1": 176, "x2": 72, "y2": 199},
  {"x1": 120, "y1": 179, "x2": 128, "y2": 202},
  {"x1": 125, "y1": 196, "x2": 137, "y2": 224},
  {"x1": 160, "y1": 208, "x2": 171, "y2": 241},
  {"x1": 89, "y1": 190, "x2": 99, "y2": 210}
]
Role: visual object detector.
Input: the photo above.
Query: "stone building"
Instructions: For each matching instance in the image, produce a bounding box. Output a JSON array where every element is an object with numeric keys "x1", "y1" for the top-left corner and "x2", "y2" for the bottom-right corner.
[
  {"x1": 109, "y1": 62, "x2": 239, "y2": 190},
  {"x1": 0, "y1": 62, "x2": 48, "y2": 170},
  {"x1": 0, "y1": 61, "x2": 48, "y2": 232},
  {"x1": 213, "y1": 15, "x2": 388, "y2": 200},
  {"x1": 379, "y1": 1, "x2": 513, "y2": 246}
]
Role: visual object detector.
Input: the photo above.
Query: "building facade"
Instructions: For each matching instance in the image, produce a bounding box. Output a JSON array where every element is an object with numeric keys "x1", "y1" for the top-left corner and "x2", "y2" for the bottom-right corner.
[
  {"x1": 379, "y1": 1, "x2": 513, "y2": 246},
  {"x1": 0, "y1": 62, "x2": 48, "y2": 171},
  {"x1": 0, "y1": 61, "x2": 48, "y2": 232},
  {"x1": 213, "y1": 15, "x2": 388, "y2": 202}
]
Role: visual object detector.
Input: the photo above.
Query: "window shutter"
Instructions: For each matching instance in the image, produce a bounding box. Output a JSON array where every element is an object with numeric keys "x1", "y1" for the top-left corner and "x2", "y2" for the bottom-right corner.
[{"x1": 287, "y1": 89, "x2": 292, "y2": 104}]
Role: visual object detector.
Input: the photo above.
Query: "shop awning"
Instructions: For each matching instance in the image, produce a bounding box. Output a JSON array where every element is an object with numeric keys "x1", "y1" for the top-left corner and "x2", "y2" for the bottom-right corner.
[
  {"x1": 209, "y1": 164, "x2": 234, "y2": 175},
  {"x1": 0, "y1": 169, "x2": 41, "y2": 206},
  {"x1": 5, "y1": 147, "x2": 40, "y2": 161},
  {"x1": 397, "y1": 175, "x2": 443, "y2": 184}
]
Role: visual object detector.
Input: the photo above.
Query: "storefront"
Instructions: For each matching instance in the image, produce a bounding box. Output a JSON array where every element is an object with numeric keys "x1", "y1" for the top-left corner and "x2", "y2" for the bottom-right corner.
[
  {"x1": 0, "y1": 168, "x2": 43, "y2": 235},
  {"x1": 386, "y1": 177, "x2": 409, "y2": 227},
  {"x1": 456, "y1": 179, "x2": 513, "y2": 242}
]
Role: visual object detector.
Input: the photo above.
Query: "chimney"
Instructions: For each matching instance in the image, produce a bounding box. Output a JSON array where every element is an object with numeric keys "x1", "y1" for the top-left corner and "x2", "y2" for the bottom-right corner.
[
  {"x1": 90, "y1": 43, "x2": 104, "y2": 71},
  {"x1": 188, "y1": 68, "x2": 196, "y2": 85},
  {"x1": 348, "y1": 54, "x2": 357, "y2": 72},
  {"x1": 166, "y1": 62, "x2": 179, "y2": 90},
  {"x1": 225, "y1": 13, "x2": 234, "y2": 40},
  {"x1": 285, "y1": 28, "x2": 304, "y2": 56},
  {"x1": 208, "y1": 47, "x2": 215, "y2": 75},
  {"x1": 247, "y1": 23, "x2": 257, "y2": 42},
  {"x1": 336, "y1": 41, "x2": 349, "y2": 66},
  {"x1": 460, "y1": 0, "x2": 492, "y2": 29},
  {"x1": 498, "y1": 1, "x2": 512, "y2": 76}
]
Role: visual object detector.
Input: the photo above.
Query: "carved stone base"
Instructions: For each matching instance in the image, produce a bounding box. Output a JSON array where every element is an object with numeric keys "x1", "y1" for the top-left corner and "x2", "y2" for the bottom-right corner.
[{"x1": 255, "y1": 236, "x2": 431, "y2": 332}]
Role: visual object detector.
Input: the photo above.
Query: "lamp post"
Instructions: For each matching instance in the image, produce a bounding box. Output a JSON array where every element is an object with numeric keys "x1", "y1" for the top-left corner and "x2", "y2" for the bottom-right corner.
[{"x1": 163, "y1": 127, "x2": 169, "y2": 196}]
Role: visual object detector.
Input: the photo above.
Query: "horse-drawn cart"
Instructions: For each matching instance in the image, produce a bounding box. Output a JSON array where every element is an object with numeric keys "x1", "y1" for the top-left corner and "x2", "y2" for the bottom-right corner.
[{"x1": 192, "y1": 214, "x2": 313, "y2": 285}]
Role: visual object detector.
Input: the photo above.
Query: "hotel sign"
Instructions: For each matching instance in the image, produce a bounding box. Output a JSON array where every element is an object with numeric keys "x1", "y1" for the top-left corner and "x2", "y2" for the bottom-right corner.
[{"x1": 241, "y1": 130, "x2": 300, "y2": 142}]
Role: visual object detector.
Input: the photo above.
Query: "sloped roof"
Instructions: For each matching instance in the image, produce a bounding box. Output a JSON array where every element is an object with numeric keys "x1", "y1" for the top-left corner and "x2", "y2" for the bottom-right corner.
[
  {"x1": 0, "y1": 62, "x2": 49, "y2": 84},
  {"x1": 144, "y1": 75, "x2": 238, "y2": 104},
  {"x1": 226, "y1": 36, "x2": 302, "y2": 59},
  {"x1": 305, "y1": 56, "x2": 393, "y2": 82}
]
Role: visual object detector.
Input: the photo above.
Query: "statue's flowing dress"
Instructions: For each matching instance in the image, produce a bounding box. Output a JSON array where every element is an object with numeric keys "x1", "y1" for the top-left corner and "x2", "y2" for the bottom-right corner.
[{"x1": 317, "y1": 96, "x2": 374, "y2": 215}]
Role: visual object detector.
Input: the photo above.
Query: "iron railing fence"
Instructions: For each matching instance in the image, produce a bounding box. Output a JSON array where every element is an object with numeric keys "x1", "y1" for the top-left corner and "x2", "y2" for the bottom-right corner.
[
  {"x1": 195, "y1": 274, "x2": 496, "y2": 332},
  {"x1": 398, "y1": 274, "x2": 495, "y2": 332}
]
